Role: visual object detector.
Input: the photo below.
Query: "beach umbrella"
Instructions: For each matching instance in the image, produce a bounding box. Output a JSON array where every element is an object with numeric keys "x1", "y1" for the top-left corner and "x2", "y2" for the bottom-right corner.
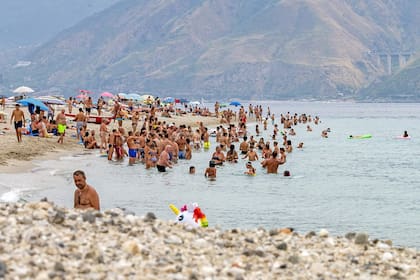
[
  {"x1": 76, "y1": 94, "x2": 87, "y2": 99},
  {"x1": 17, "y1": 98, "x2": 49, "y2": 111},
  {"x1": 127, "y1": 93, "x2": 141, "y2": 100},
  {"x1": 179, "y1": 98, "x2": 189, "y2": 104},
  {"x1": 117, "y1": 93, "x2": 128, "y2": 99},
  {"x1": 79, "y1": 89, "x2": 92, "y2": 95},
  {"x1": 189, "y1": 101, "x2": 200, "y2": 106},
  {"x1": 100, "y1": 92, "x2": 114, "y2": 98},
  {"x1": 229, "y1": 101, "x2": 241, "y2": 107},
  {"x1": 163, "y1": 97, "x2": 175, "y2": 103},
  {"x1": 36, "y1": 96, "x2": 66, "y2": 105},
  {"x1": 13, "y1": 86, "x2": 35, "y2": 95},
  {"x1": 140, "y1": 94, "x2": 155, "y2": 104}
]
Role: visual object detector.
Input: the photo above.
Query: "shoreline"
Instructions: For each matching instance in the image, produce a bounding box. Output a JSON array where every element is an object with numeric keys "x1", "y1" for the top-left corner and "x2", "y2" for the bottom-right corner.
[
  {"x1": 0, "y1": 109, "x2": 222, "y2": 174},
  {"x1": 0, "y1": 201, "x2": 418, "y2": 279}
]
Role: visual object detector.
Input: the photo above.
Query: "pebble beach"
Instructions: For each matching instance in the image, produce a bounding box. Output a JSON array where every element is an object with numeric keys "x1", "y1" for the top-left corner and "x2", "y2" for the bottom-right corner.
[{"x1": 0, "y1": 201, "x2": 418, "y2": 279}]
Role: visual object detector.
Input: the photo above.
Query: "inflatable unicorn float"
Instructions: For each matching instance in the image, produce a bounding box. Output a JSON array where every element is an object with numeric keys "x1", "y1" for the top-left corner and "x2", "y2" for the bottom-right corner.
[{"x1": 169, "y1": 203, "x2": 208, "y2": 228}]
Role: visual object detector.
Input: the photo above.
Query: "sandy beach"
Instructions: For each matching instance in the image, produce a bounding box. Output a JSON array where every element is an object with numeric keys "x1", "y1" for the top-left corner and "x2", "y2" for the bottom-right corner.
[
  {"x1": 0, "y1": 201, "x2": 418, "y2": 279},
  {"x1": 0, "y1": 105, "x2": 222, "y2": 173}
]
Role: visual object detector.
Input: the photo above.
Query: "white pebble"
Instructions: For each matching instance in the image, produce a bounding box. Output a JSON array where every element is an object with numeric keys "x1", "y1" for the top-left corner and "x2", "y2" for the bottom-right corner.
[
  {"x1": 382, "y1": 252, "x2": 393, "y2": 262},
  {"x1": 319, "y1": 229, "x2": 329, "y2": 237}
]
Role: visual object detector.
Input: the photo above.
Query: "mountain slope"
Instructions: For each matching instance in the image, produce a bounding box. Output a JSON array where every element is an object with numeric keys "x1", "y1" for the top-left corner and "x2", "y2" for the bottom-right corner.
[{"x1": 6, "y1": 0, "x2": 420, "y2": 100}]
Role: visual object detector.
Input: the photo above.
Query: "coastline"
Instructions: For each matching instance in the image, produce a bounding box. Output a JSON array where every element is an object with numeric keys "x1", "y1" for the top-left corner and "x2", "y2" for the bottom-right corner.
[
  {"x1": 0, "y1": 201, "x2": 418, "y2": 279},
  {"x1": 0, "y1": 108, "x2": 222, "y2": 173}
]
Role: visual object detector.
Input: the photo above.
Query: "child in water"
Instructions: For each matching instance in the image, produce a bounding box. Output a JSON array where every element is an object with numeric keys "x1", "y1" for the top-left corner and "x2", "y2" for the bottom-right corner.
[{"x1": 244, "y1": 161, "x2": 256, "y2": 176}]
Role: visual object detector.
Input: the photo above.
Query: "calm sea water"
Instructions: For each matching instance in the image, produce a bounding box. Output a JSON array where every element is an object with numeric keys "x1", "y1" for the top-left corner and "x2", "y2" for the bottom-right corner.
[{"x1": 1, "y1": 102, "x2": 419, "y2": 248}]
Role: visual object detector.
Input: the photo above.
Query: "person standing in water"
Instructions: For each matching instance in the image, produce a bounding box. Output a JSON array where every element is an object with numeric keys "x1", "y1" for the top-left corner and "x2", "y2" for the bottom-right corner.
[
  {"x1": 205, "y1": 161, "x2": 217, "y2": 179},
  {"x1": 73, "y1": 170, "x2": 100, "y2": 211}
]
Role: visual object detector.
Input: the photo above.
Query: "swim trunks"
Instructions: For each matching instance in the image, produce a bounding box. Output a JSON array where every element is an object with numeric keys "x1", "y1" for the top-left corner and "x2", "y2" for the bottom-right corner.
[
  {"x1": 204, "y1": 141, "x2": 210, "y2": 149},
  {"x1": 14, "y1": 121, "x2": 23, "y2": 130},
  {"x1": 156, "y1": 165, "x2": 166, "y2": 172},
  {"x1": 128, "y1": 148, "x2": 137, "y2": 158},
  {"x1": 178, "y1": 150, "x2": 186, "y2": 159},
  {"x1": 57, "y1": 124, "x2": 66, "y2": 134}
]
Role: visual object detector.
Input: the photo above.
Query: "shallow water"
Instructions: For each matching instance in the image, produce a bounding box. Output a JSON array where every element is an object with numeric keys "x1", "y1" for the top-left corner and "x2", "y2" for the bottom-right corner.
[{"x1": 1, "y1": 102, "x2": 419, "y2": 248}]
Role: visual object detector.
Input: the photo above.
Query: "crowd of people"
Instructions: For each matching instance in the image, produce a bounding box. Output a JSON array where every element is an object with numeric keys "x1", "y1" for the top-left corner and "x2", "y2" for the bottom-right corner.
[{"x1": 8, "y1": 97, "x2": 327, "y2": 212}]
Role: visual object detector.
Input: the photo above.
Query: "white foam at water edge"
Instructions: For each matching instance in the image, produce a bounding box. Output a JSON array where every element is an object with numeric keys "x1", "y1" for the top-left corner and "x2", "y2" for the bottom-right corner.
[
  {"x1": 49, "y1": 169, "x2": 59, "y2": 176},
  {"x1": 0, "y1": 190, "x2": 21, "y2": 203}
]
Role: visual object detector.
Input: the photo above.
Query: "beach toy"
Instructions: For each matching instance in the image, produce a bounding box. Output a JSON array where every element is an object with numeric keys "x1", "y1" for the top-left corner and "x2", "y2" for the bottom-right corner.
[
  {"x1": 347, "y1": 134, "x2": 372, "y2": 139},
  {"x1": 169, "y1": 203, "x2": 208, "y2": 228},
  {"x1": 395, "y1": 136, "x2": 411, "y2": 139},
  {"x1": 203, "y1": 141, "x2": 210, "y2": 149}
]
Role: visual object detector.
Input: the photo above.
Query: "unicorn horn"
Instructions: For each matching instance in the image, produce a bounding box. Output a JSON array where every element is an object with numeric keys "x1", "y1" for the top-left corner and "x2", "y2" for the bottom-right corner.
[{"x1": 169, "y1": 204, "x2": 180, "y2": 215}]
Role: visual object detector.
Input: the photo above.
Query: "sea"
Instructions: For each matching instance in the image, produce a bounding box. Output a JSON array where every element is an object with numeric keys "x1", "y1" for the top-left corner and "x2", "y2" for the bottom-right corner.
[{"x1": 1, "y1": 101, "x2": 419, "y2": 248}]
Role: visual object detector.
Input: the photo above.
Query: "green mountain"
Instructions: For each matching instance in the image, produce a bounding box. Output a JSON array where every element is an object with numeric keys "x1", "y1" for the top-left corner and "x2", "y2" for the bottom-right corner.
[{"x1": 5, "y1": 0, "x2": 420, "y2": 100}]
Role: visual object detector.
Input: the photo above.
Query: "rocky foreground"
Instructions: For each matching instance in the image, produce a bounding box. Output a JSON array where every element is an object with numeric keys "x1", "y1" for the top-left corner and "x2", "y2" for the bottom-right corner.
[{"x1": 0, "y1": 202, "x2": 418, "y2": 279}]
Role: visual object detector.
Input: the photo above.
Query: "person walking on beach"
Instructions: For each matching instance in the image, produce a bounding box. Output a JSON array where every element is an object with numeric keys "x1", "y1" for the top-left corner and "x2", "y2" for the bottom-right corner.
[
  {"x1": 99, "y1": 119, "x2": 109, "y2": 154},
  {"x1": 56, "y1": 109, "x2": 67, "y2": 144},
  {"x1": 73, "y1": 170, "x2": 100, "y2": 211},
  {"x1": 10, "y1": 104, "x2": 25, "y2": 142},
  {"x1": 74, "y1": 108, "x2": 86, "y2": 143}
]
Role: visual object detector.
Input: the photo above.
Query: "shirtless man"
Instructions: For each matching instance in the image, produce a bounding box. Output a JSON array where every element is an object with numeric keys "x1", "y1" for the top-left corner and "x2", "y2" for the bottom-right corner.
[
  {"x1": 193, "y1": 129, "x2": 201, "y2": 149},
  {"x1": 73, "y1": 170, "x2": 100, "y2": 211},
  {"x1": 202, "y1": 127, "x2": 210, "y2": 149},
  {"x1": 56, "y1": 109, "x2": 67, "y2": 144},
  {"x1": 131, "y1": 111, "x2": 140, "y2": 132},
  {"x1": 84, "y1": 97, "x2": 93, "y2": 116},
  {"x1": 242, "y1": 146, "x2": 259, "y2": 161},
  {"x1": 185, "y1": 138, "x2": 192, "y2": 160},
  {"x1": 10, "y1": 104, "x2": 25, "y2": 142},
  {"x1": 1, "y1": 96, "x2": 6, "y2": 111},
  {"x1": 176, "y1": 134, "x2": 187, "y2": 159},
  {"x1": 137, "y1": 129, "x2": 147, "y2": 161},
  {"x1": 157, "y1": 145, "x2": 173, "y2": 172},
  {"x1": 126, "y1": 131, "x2": 138, "y2": 165},
  {"x1": 74, "y1": 108, "x2": 86, "y2": 142},
  {"x1": 97, "y1": 98, "x2": 104, "y2": 116},
  {"x1": 226, "y1": 144, "x2": 238, "y2": 163},
  {"x1": 114, "y1": 129, "x2": 125, "y2": 160},
  {"x1": 66, "y1": 97, "x2": 73, "y2": 114},
  {"x1": 85, "y1": 130, "x2": 98, "y2": 149},
  {"x1": 107, "y1": 129, "x2": 117, "y2": 160},
  {"x1": 99, "y1": 119, "x2": 109, "y2": 153},
  {"x1": 261, "y1": 151, "x2": 284, "y2": 174},
  {"x1": 239, "y1": 136, "x2": 249, "y2": 155}
]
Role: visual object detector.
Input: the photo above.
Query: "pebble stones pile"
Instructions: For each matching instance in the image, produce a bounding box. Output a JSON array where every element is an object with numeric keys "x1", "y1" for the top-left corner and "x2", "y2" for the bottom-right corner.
[{"x1": 0, "y1": 201, "x2": 418, "y2": 279}]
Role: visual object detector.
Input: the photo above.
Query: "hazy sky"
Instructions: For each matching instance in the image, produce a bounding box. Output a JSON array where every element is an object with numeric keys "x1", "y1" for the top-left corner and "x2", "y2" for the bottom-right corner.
[{"x1": 0, "y1": 0, "x2": 121, "y2": 48}]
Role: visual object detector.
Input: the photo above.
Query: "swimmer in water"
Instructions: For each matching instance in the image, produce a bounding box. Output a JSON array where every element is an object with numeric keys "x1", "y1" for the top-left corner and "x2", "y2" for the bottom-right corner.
[{"x1": 189, "y1": 166, "x2": 195, "y2": 174}]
